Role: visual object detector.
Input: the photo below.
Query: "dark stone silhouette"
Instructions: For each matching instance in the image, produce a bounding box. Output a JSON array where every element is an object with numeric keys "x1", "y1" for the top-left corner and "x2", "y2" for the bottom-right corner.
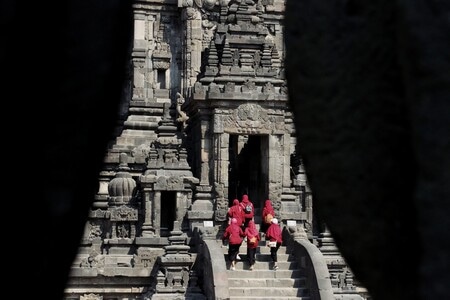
[
  {"x1": 3, "y1": 1, "x2": 133, "y2": 299},
  {"x1": 284, "y1": 1, "x2": 450, "y2": 299}
]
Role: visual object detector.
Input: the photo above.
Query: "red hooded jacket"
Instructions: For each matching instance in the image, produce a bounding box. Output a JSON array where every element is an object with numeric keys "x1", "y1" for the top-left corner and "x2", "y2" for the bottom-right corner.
[
  {"x1": 240, "y1": 194, "x2": 254, "y2": 219},
  {"x1": 223, "y1": 219, "x2": 245, "y2": 245},
  {"x1": 262, "y1": 199, "x2": 275, "y2": 224},
  {"x1": 244, "y1": 220, "x2": 261, "y2": 249},
  {"x1": 228, "y1": 199, "x2": 244, "y2": 226},
  {"x1": 266, "y1": 220, "x2": 283, "y2": 243}
]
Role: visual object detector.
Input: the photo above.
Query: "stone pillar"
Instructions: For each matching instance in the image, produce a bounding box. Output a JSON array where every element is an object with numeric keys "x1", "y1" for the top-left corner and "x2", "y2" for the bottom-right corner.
[
  {"x1": 141, "y1": 189, "x2": 155, "y2": 237},
  {"x1": 154, "y1": 191, "x2": 162, "y2": 234},
  {"x1": 218, "y1": 132, "x2": 229, "y2": 190},
  {"x1": 92, "y1": 173, "x2": 110, "y2": 209},
  {"x1": 179, "y1": 2, "x2": 203, "y2": 92},
  {"x1": 268, "y1": 134, "x2": 283, "y2": 206},
  {"x1": 132, "y1": 12, "x2": 147, "y2": 101},
  {"x1": 200, "y1": 117, "x2": 211, "y2": 186}
]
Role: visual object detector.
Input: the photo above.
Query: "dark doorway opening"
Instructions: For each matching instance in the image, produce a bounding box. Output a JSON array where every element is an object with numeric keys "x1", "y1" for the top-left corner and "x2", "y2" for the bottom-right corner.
[
  {"x1": 160, "y1": 191, "x2": 176, "y2": 236},
  {"x1": 228, "y1": 135, "x2": 268, "y2": 211},
  {"x1": 157, "y1": 69, "x2": 166, "y2": 89}
]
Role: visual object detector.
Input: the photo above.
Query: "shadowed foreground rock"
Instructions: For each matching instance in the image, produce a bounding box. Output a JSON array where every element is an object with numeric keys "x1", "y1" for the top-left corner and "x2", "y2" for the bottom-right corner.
[
  {"x1": 3, "y1": 1, "x2": 133, "y2": 299},
  {"x1": 284, "y1": 1, "x2": 450, "y2": 300}
]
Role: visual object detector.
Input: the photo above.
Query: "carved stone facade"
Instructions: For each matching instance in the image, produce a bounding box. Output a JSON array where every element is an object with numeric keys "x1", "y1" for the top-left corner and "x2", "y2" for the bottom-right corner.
[{"x1": 64, "y1": 1, "x2": 367, "y2": 299}]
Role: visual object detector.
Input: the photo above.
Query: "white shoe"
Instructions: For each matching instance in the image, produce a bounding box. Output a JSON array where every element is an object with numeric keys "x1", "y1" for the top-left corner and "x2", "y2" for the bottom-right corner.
[
  {"x1": 231, "y1": 266, "x2": 235, "y2": 271},
  {"x1": 236, "y1": 254, "x2": 241, "y2": 260}
]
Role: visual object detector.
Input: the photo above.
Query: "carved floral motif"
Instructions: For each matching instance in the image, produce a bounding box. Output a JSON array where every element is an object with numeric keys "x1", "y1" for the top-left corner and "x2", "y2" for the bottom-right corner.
[
  {"x1": 110, "y1": 205, "x2": 138, "y2": 221},
  {"x1": 80, "y1": 293, "x2": 103, "y2": 300}
]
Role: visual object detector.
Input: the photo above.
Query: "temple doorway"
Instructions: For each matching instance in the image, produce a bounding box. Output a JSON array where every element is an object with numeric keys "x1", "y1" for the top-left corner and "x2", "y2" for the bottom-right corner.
[
  {"x1": 160, "y1": 191, "x2": 176, "y2": 236},
  {"x1": 228, "y1": 134, "x2": 269, "y2": 211}
]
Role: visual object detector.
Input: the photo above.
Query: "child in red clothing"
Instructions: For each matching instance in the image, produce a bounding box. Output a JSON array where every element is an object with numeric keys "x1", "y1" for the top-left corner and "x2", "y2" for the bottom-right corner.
[
  {"x1": 222, "y1": 217, "x2": 245, "y2": 270},
  {"x1": 244, "y1": 220, "x2": 260, "y2": 270},
  {"x1": 240, "y1": 194, "x2": 254, "y2": 229},
  {"x1": 265, "y1": 218, "x2": 283, "y2": 270},
  {"x1": 228, "y1": 199, "x2": 244, "y2": 227},
  {"x1": 261, "y1": 199, "x2": 275, "y2": 234}
]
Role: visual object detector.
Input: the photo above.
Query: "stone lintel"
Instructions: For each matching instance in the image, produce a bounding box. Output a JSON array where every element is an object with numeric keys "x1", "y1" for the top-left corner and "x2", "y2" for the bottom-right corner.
[
  {"x1": 281, "y1": 211, "x2": 306, "y2": 220},
  {"x1": 129, "y1": 100, "x2": 164, "y2": 108},
  {"x1": 104, "y1": 238, "x2": 134, "y2": 245},
  {"x1": 139, "y1": 174, "x2": 157, "y2": 184},
  {"x1": 187, "y1": 211, "x2": 214, "y2": 219},
  {"x1": 160, "y1": 256, "x2": 193, "y2": 265},
  {"x1": 227, "y1": 37, "x2": 266, "y2": 45},
  {"x1": 226, "y1": 128, "x2": 272, "y2": 135},
  {"x1": 281, "y1": 194, "x2": 300, "y2": 201},
  {"x1": 65, "y1": 286, "x2": 146, "y2": 294},
  {"x1": 135, "y1": 236, "x2": 169, "y2": 245},
  {"x1": 102, "y1": 267, "x2": 152, "y2": 277},
  {"x1": 88, "y1": 209, "x2": 109, "y2": 218},
  {"x1": 67, "y1": 276, "x2": 152, "y2": 285},
  {"x1": 152, "y1": 292, "x2": 186, "y2": 299},
  {"x1": 68, "y1": 268, "x2": 99, "y2": 277}
]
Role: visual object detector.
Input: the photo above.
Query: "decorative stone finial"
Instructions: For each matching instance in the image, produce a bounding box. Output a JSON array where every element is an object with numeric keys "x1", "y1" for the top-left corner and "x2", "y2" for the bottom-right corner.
[{"x1": 108, "y1": 153, "x2": 136, "y2": 205}]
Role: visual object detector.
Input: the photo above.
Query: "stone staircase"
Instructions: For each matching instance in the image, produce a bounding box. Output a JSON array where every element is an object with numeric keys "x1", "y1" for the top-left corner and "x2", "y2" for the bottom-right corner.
[{"x1": 223, "y1": 235, "x2": 311, "y2": 300}]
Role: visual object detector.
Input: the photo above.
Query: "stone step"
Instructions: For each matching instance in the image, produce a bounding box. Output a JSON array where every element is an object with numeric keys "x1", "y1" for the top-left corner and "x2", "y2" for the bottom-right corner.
[
  {"x1": 224, "y1": 242, "x2": 310, "y2": 300},
  {"x1": 228, "y1": 297, "x2": 310, "y2": 300},
  {"x1": 228, "y1": 278, "x2": 307, "y2": 288},
  {"x1": 222, "y1": 243, "x2": 289, "y2": 255},
  {"x1": 226, "y1": 260, "x2": 300, "y2": 271},
  {"x1": 229, "y1": 286, "x2": 309, "y2": 298},
  {"x1": 230, "y1": 253, "x2": 296, "y2": 262},
  {"x1": 227, "y1": 269, "x2": 306, "y2": 279}
]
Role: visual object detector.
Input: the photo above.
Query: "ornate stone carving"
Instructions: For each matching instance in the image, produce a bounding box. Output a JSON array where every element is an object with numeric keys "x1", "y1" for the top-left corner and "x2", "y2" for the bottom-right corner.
[
  {"x1": 110, "y1": 205, "x2": 138, "y2": 221},
  {"x1": 242, "y1": 79, "x2": 257, "y2": 92},
  {"x1": 185, "y1": 6, "x2": 200, "y2": 20},
  {"x1": 219, "y1": 103, "x2": 282, "y2": 134},
  {"x1": 262, "y1": 81, "x2": 274, "y2": 94},
  {"x1": 236, "y1": 103, "x2": 264, "y2": 121},
  {"x1": 194, "y1": 82, "x2": 206, "y2": 97},
  {"x1": 88, "y1": 222, "x2": 103, "y2": 240},
  {"x1": 154, "y1": 176, "x2": 184, "y2": 190},
  {"x1": 214, "y1": 182, "x2": 228, "y2": 222},
  {"x1": 153, "y1": 39, "x2": 171, "y2": 70},
  {"x1": 202, "y1": 13, "x2": 217, "y2": 48},
  {"x1": 167, "y1": 176, "x2": 184, "y2": 190},
  {"x1": 224, "y1": 82, "x2": 235, "y2": 93},
  {"x1": 80, "y1": 294, "x2": 103, "y2": 300},
  {"x1": 116, "y1": 223, "x2": 130, "y2": 238},
  {"x1": 134, "y1": 248, "x2": 157, "y2": 268},
  {"x1": 132, "y1": 143, "x2": 151, "y2": 160},
  {"x1": 208, "y1": 82, "x2": 220, "y2": 93},
  {"x1": 176, "y1": 92, "x2": 189, "y2": 128},
  {"x1": 80, "y1": 251, "x2": 105, "y2": 269},
  {"x1": 108, "y1": 153, "x2": 136, "y2": 205}
]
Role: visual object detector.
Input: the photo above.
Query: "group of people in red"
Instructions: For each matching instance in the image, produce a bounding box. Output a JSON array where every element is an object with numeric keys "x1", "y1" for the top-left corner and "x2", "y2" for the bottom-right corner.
[{"x1": 222, "y1": 195, "x2": 283, "y2": 271}]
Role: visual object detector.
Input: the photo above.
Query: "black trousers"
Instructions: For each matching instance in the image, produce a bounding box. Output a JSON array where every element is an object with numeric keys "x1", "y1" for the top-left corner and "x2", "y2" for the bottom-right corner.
[
  {"x1": 247, "y1": 247, "x2": 257, "y2": 265},
  {"x1": 270, "y1": 242, "x2": 281, "y2": 262},
  {"x1": 228, "y1": 243, "x2": 241, "y2": 262}
]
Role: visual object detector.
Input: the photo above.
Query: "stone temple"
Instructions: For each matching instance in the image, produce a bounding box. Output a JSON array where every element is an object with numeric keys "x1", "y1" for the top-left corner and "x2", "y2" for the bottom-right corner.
[{"x1": 64, "y1": 1, "x2": 370, "y2": 299}]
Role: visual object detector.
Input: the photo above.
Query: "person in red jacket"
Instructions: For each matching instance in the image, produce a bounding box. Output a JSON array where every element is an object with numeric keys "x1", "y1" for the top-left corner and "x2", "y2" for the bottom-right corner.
[
  {"x1": 222, "y1": 218, "x2": 245, "y2": 270},
  {"x1": 244, "y1": 220, "x2": 261, "y2": 270},
  {"x1": 261, "y1": 199, "x2": 275, "y2": 235},
  {"x1": 265, "y1": 218, "x2": 283, "y2": 270},
  {"x1": 228, "y1": 199, "x2": 244, "y2": 227},
  {"x1": 240, "y1": 194, "x2": 254, "y2": 229}
]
